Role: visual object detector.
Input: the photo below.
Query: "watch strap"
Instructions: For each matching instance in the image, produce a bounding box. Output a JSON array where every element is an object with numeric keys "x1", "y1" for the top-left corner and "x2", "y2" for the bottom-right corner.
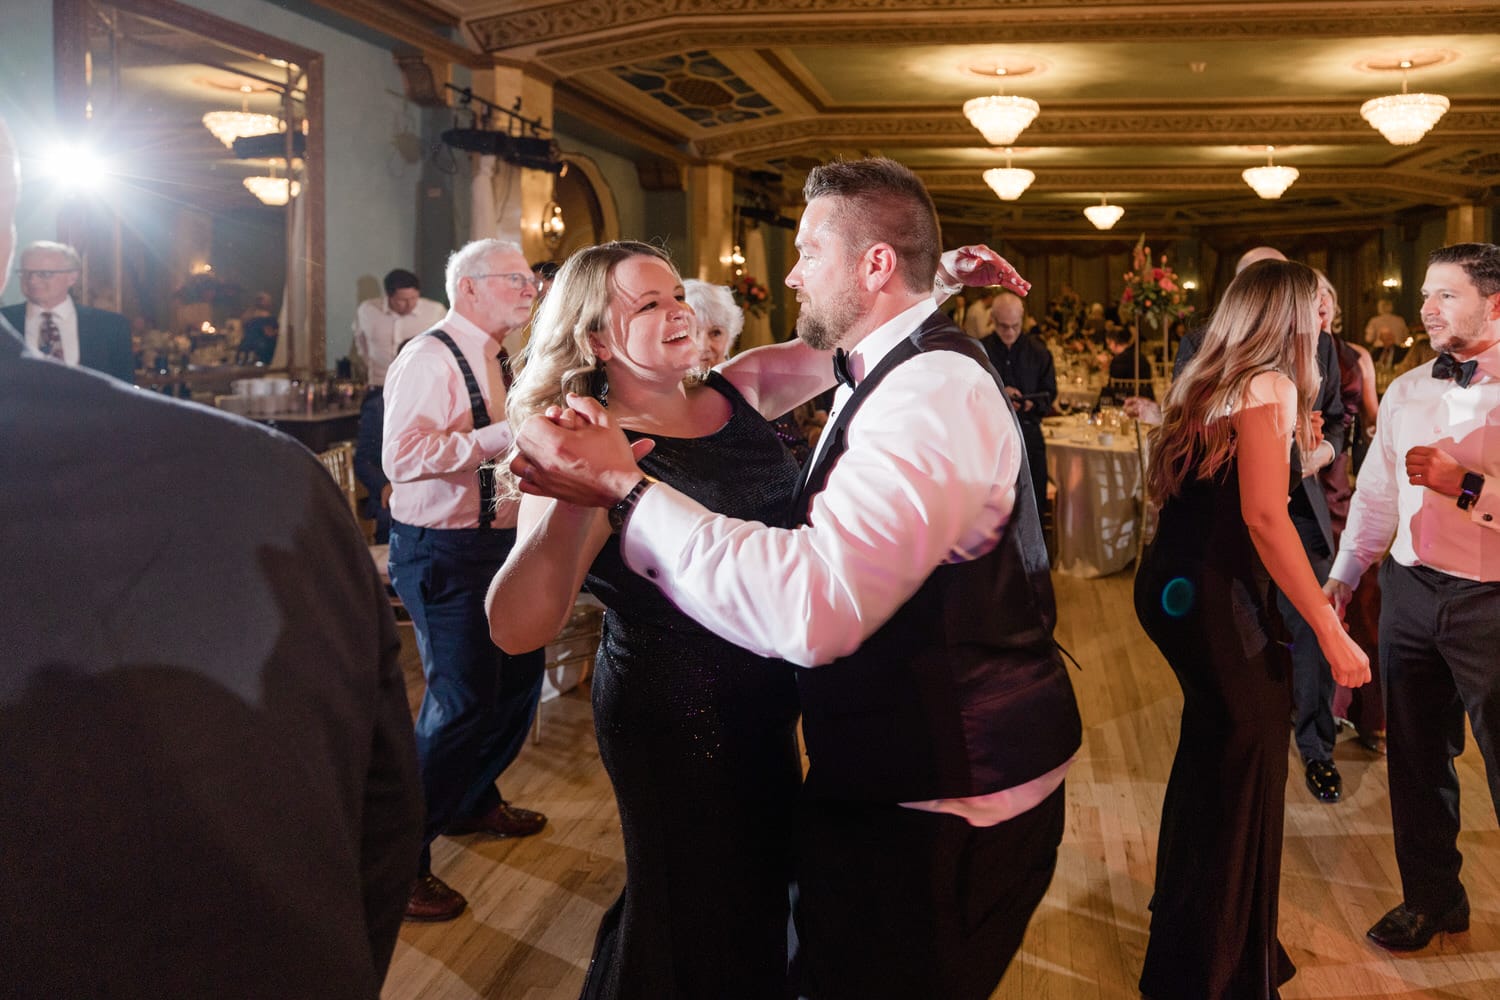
[
  {"x1": 608, "y1": 475, "x2": 658, "y2": 532},
  {"x1": 1458, "y1": 471, "x2": 1485, "y2": 511}
]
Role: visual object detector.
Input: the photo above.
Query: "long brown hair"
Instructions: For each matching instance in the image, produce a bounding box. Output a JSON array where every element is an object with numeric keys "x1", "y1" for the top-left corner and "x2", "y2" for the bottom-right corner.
[{"x1": 1146, "y1": 259, "x2": 1321, "y2": 502}]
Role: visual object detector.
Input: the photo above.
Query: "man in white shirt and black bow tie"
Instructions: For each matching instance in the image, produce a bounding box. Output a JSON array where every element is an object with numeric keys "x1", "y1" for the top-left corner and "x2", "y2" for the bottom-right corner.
[
  {"x1": 509, "y1": 157, "x2": 1081, "y2": 1000},
  {"x1": 1326, "y1": 241, "x2": 1500, "y2": 953}
]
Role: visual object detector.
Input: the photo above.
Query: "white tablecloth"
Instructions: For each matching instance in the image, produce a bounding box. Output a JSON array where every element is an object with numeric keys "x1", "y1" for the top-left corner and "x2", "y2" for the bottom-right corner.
[{"x1": 1044, "y1": 420, "x2": 1145, "y2": 578}]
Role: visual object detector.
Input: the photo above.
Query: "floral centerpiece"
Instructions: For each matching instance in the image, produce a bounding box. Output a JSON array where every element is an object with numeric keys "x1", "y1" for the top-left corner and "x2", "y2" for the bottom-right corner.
[
  {"x1": 731, "y1": 274, "x2": 770, "y2": 318},
  {"x1": 1119, "y1": 236, "x2": 1193, "y2": 331}
]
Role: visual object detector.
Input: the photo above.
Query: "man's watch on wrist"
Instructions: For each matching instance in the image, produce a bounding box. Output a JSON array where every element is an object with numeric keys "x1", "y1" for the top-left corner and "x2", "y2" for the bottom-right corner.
[
  {"x1": 607, "y1": 475, "x2": 658, "y2": 532},
  {"x1": 1457, "y1": 471, "x2": 1485, "y2": 511}
]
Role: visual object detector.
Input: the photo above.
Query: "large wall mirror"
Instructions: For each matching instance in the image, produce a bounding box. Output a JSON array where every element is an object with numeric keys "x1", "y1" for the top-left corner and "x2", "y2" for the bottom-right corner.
[{"x1": 54, "y1": 0, "x2": 324, "y2": 385}]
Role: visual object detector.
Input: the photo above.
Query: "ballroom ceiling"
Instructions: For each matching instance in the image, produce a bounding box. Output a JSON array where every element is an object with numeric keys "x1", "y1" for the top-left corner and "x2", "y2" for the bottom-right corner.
[{"x1": 339, "y1": 0, "x2": 1500, "y2": 240}]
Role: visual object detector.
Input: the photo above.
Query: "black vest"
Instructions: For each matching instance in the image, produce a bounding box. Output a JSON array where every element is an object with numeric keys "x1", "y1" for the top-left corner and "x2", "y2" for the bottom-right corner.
[{"x1": 790, "y1": 311, "x2": 1082, "y2": 802}]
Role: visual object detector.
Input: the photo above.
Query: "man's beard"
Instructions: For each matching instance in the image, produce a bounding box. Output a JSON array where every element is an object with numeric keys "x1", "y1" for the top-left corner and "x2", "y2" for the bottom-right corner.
[
  {"x1": 1429, "y1": 305, "x2": 1489, "y2": 356},
  {"x1": 796, "y1": 284, "x2": 862, "y2": 351}
]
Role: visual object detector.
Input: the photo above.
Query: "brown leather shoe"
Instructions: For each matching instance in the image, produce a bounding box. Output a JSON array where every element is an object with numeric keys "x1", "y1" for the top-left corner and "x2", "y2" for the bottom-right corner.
[
  {"x1": 446, "y1": 801, "x2": 547, "y2": 838},
  {"x1": 404, "y1": 873, "x2": 467, "y2": 922}
]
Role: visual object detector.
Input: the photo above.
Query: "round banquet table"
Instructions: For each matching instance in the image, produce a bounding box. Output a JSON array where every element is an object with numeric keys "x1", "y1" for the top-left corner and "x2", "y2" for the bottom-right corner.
[{"x1": 1044, "y1": 417, "x2": 1146, "y2": 578}]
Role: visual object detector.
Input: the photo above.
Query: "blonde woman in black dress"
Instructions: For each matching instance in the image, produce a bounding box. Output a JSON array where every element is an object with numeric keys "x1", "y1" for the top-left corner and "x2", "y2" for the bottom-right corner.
[{"x1": 1134, "y1": 259, "x2": 1370, "y2": 998}]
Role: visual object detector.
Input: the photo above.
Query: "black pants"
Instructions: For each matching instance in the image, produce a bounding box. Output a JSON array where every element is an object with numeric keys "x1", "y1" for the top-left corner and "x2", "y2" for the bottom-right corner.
[
  {"x1": 1280, "y1": 547, "x2": 1336, "y2": 762},
  {"x1": 388, "y1": 521, "x2": 545, "y2": 873},
  {"x1": 1381, "y1": 559, "x2": 1500, "y2": 913},
  {"x1": 792, "y1": 786, "x2": 1064, "y2": 1000}
]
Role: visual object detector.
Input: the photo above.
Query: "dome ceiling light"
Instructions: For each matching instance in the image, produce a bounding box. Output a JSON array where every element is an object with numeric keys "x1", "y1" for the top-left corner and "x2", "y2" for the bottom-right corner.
[
  {"x1": 1242, "y1": 146, "x2": 1300, "y2": 199},
  {"x1": 982, "y1": 148, "x2": 1035, "y2": 201},
  {"x1": 1083, "y1": 196, "x2": 1124, "y2": 230},
  {"x1": 962, "y1": 63, "x2": 1041, "y2": 147},
  {"x1": 1360, "y1": 58, "x2": 1450, "y2": 146}
]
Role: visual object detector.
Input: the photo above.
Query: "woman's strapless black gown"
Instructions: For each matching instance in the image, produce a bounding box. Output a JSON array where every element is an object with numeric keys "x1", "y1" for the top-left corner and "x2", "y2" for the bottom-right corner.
[
  {"x1": 1133, "y1": 456, "x2": 1297, "y2": 999},
  {"x1": 579, "y1": 372, "x2": 802, "y2": 1000}
]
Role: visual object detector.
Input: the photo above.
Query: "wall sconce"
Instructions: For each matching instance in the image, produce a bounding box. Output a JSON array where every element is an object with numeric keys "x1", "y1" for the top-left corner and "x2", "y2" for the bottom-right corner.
[
  {"x1": 1182, "y1": 279, "x2": 1198, "y2": 292},
  {"x1": 541, "y1": 201, "x2": 565, "y2": 249},
  {"x1": 730, "y1": 243, "x2": 746, "y2": 277},
  {"x1": 1381, "y1": 276, "x2": 1400, "y2": 289}
]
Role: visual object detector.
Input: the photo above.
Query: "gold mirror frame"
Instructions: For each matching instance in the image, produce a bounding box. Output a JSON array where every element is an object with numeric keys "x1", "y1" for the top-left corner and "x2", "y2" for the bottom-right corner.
[{"x1": 53, "y1": 0, "x2": 325, "y2": 373}]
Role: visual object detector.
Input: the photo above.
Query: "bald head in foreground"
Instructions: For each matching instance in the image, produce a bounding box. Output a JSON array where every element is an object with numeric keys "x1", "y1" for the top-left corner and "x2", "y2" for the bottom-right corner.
[{"x1": 0, "y1": 113, "x2": 422, "y2": 997}]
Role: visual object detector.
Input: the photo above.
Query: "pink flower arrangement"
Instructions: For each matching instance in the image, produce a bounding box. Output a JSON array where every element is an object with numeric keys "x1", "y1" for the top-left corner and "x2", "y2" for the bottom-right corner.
[
  {"x1": 1120, "y1": 236, "x2": 1194, "y2": 329},
  {"x1": 732, "y1": 274, "x2": 770, "y2": 317}
]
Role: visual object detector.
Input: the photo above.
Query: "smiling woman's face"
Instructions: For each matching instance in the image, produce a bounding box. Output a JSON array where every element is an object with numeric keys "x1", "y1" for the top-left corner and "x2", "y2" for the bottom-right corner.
[{"x1": 592, "y1": 254, "x2": 698, "y2": 382}]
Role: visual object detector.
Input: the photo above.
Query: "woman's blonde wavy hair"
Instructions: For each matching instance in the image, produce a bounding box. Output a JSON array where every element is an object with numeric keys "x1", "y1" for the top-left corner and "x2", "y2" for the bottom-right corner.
[
  {"x1": 1145, "y1": 259, "x2": 1321, "y2": 503},
  {"x1": 498, "y1": 241, "x2": 678, "y2": 498}
]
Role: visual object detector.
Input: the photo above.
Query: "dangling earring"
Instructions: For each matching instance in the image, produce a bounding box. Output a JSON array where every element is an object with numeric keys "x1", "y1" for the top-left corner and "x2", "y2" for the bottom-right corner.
[{"x1": 590, "y1": 361, "x2": 609, "y2": 407}]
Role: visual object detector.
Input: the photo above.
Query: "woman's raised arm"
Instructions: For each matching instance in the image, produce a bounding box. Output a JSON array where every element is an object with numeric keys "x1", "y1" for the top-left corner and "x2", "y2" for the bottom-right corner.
[{"x1": 486, "y1": 493, "x2": 611, "y2": 654}]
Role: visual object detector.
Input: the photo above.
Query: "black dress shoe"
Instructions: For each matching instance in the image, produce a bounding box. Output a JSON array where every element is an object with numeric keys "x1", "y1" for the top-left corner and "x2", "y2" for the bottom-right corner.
[
  {"x1": 1367, "y1": 899, "x2": 1469, "y2": 951},
  {"x1": 1304, "y1": 758, "x2": 1342, "y2": 803}
]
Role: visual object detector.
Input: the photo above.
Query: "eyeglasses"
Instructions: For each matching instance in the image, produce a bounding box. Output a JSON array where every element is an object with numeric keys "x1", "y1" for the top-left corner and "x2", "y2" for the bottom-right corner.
[
  {"x1": 18, "y1": 269, "x2": 80, "y2": 281},
  {"x1": 470, "y1": 272, "x2": 541, "y2": 291}
]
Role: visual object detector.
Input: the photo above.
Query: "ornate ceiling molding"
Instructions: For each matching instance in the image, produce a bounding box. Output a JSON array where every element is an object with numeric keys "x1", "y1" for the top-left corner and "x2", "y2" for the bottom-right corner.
[
  {"x1": 918, "y1": 168, "x2": 1484, "y2": 202},
  {"x1": 469, "y1": 4, "x2": 1500, "y2": 69},
  {"x1": 693, "y1": 107, "x2": 1500, "y2": 158}
]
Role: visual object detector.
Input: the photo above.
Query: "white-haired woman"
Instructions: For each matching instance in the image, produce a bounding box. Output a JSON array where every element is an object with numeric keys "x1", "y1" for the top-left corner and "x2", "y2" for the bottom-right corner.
[
  {"x1": 682, "y1": 278, "x2": 742, "y2": 378},
  {"x1": 1134, "y1": 259, "x2": 1368, "y2": 999}
]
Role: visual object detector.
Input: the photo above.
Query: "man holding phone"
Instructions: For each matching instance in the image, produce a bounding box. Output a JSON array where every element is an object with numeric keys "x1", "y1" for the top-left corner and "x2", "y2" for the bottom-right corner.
[{"x1": 975, "y1": 289, "x2": 1056, "y2": 520}]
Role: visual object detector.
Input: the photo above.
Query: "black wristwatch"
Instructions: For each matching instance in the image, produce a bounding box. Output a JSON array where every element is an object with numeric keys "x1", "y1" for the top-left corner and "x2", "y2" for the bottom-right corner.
[
  {"x1": 607, "y1": 475, "x2": 658, "y2": 532},
  {"x1": 1457, "y1": 471, "x2": 1485, "y2": 511}
]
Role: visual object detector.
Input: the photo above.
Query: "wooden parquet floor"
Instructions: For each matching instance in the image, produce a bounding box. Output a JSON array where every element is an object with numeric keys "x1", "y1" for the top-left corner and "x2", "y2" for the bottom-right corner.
[{"x1": 382, "y1": 571, "x2": 1500, "y2": 999}]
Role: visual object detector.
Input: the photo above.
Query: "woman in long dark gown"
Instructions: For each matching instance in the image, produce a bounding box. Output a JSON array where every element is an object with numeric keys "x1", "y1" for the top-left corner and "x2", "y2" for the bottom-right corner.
[
  {"x1": 1133, "y1": 260, "x2": 1370, "y2": 999},
  {"x1": 486, "y1": 240, "x2": 1010, "y2": 998}
]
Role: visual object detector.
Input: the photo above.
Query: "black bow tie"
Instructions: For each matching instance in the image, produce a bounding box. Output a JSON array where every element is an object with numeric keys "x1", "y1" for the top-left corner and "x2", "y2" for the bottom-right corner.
[
  {"x1": 1432, "y1": 352, "x2": 1479, "y2": 388},
  {"x1": 832, "y1": 347, "x2": 856, "y2": 388}
]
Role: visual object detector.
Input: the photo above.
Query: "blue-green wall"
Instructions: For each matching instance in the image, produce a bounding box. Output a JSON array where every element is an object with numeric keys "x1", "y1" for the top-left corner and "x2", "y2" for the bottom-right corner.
[{"x1": 0, "y1": 0, "x2": 435, "y2": 369}]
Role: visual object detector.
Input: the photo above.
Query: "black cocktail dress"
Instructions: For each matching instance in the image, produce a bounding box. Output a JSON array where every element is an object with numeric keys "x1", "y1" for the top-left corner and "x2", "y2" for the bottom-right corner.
[
  {"x1": 580, "y1": 372, "x2": 802, "y2": 1000},
  {"x1": 1134, "y1": 454, "x2": 1297, "y2": 999}
]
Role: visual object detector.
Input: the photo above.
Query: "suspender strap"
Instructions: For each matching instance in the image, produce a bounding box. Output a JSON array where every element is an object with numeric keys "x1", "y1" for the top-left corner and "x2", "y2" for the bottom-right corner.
[{"x1": 427, "y1": 329, "x2": 496, "y2": 528}]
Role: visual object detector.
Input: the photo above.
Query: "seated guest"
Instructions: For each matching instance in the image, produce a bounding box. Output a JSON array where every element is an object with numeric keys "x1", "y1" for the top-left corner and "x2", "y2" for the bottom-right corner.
[
  {"x1": 1101, "y1": 323, "x2": 1154, "y2": 402},
  {"x1": 0, "y1": 113, "x2": 422, "y2": 998},
  {"x1": 2, "y1": 239, "x2": 132, "y2": 382},
  {"x1": 238, "y1": 310, "x2": 280, "y2": 365}
]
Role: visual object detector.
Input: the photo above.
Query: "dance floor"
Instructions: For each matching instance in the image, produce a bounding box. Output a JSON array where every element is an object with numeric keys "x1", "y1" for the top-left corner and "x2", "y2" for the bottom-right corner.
[{"x1": 382, "y1": 571, "x2": 1500, "y2": 999}]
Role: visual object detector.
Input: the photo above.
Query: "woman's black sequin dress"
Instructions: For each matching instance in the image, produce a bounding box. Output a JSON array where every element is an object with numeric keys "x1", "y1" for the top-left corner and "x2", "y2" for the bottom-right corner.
[{"x1": 579, "y1": 372, "x2": 802, "y2": 1000}]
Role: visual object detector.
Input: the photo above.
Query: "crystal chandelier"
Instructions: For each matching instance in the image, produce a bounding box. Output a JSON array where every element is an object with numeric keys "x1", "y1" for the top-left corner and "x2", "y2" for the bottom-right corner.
[
  {"x1": 1242, "y1": 146, "x2": 1299, "y2": 199},
  {"x1": 1083, "y1": 197, "x2": 1124, "y2": 231},
  {"x1": 243, "y1": 175, "x2": 300, "y2": 206},
  {"x1": 1360, "y1": 62, "x2": 1449, "y2": 145},
  {"x1": 202, "y1": 86, "x2": 280, "y2": 149},
  {"x1": 963, "y1": 91, "x2": 1040, "y2": 147},
  {"x1": 981, "y1": 148, "x2": 1034, "y2": 201}
]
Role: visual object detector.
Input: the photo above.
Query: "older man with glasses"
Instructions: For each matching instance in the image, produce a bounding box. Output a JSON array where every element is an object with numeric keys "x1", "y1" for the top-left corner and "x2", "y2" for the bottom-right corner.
[
  {"x1": 381, "y1": 238, "x2": 548, "y2": 922},
  {"x1": 3, "y1": 240, "x2": 133, "y2": 382}
]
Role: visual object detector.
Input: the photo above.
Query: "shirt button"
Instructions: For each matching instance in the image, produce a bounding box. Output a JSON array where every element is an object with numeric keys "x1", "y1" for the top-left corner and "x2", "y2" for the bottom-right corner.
[{"x1": 646, "y1": 568, "x2": 659, "y2": 579}]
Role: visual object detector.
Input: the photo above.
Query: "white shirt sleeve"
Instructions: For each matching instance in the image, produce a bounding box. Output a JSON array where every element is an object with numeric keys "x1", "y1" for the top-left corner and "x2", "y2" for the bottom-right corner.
[
  {"x1": 621, "y1": 352, "x2": 1020, "y2": 667},
  {"x1": 382, "y1": 348, "x2": 512, "y2": 483},
  {"x1": 1329, "y1": 387, "x2": 1401, "y2": 587}
]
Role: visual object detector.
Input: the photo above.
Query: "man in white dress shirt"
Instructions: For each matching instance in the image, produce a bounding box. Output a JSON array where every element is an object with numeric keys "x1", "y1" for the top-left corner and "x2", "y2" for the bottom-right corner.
[
  {"x1": 1325, "y1": 242, "x2": 1500, "y2": 952},
  {"x1": 352, "y1": 268, "x2": 446, "y2": 544},
  {"x1": 382, "y1": 240, "x2": 546, "y2": 922},
  {"x1": 511, "y1": 158, "x2": 1080, "y2": 1000}
]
